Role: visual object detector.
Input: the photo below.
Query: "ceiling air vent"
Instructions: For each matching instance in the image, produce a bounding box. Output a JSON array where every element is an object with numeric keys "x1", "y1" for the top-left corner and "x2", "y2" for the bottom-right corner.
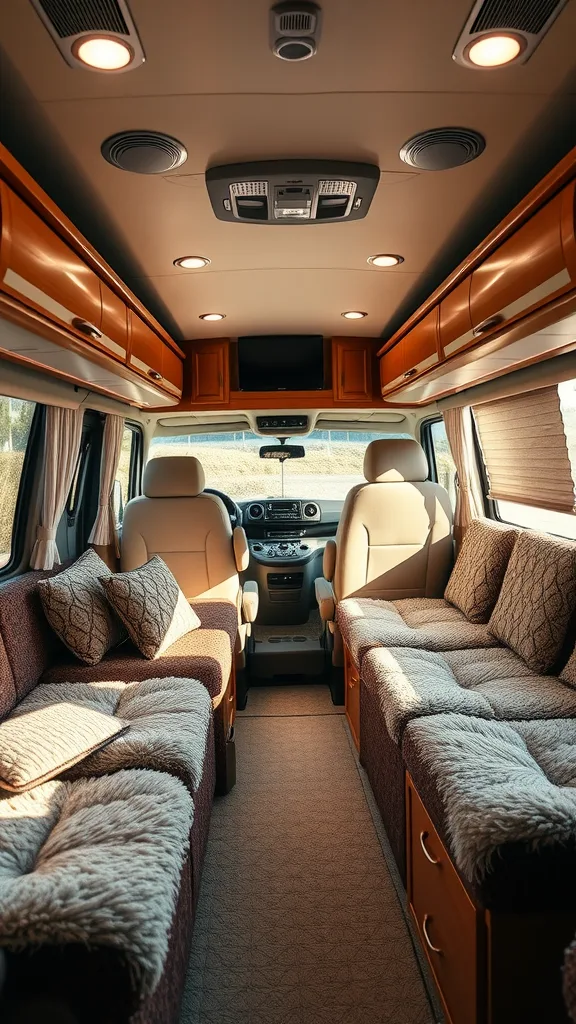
[
  {"x1": 206, "y1": 160, "x2": 379, "y2": 224},
  {"x1": 270, "y1": 1, "x2": 322, "y2": 61},
  {"x1": 29, "y1": 0, "x2": 145, "y2": 70},
  {"x1": 101, "y1": 131, "x2": 188, "y2": 173},
  {"x1": 399, "y1": 128, "x2": 485, "y2": 170},
  {"x1": 453, "y1": 0, "x2": 569, "y2": 67}
]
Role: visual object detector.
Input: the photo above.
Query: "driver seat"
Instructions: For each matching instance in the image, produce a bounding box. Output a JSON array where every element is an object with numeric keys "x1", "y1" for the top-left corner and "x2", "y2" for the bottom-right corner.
[{"x1": 121, "y1": 456, "x2": 252, "y2": 607}]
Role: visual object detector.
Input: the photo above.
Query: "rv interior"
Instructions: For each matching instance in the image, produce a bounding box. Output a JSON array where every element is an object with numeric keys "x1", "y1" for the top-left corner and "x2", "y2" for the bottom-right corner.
[{"x1": 1, "y1": 1, "x2": 576, "y2": 1022}]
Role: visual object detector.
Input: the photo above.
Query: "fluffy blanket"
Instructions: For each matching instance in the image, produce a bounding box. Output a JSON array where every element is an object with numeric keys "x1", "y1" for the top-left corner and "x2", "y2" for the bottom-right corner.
[
  {"x1": 407, "y1": 714, "x2": 576, "y2": 883},
  {"x1": 0, "y1": 769, "x2": 193, "y2": 997},
  {"x1": 14, "y1": 676, "x2": 212, "y2": 794}
]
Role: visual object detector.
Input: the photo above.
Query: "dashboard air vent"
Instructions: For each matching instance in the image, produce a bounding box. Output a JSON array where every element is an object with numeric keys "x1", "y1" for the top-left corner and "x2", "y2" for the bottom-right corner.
[
  {"x1": 29, "y1": 0, "x2": 145, "y2": 70},
  {"x1": 453, "y1": 0, "x2": 569, "y2": 67},
  {"x1": 303, "y1": 502, "x2": 319, "y2": 519},
  {"x1": 399, "y1": 128, "x2": 485, "y2": 170},
  {"x1": 101, "y1": 131, "x2": 188, "y2": 173},
  {"x1": 248, "y1": 503, "x2": 265, "y2": 520}
]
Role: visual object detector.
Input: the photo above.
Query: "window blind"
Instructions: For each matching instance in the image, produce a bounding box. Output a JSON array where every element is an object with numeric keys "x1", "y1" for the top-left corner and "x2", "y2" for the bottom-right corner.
[{"x1": 473, "y1": 385, "x2": 576, "y2": 515}]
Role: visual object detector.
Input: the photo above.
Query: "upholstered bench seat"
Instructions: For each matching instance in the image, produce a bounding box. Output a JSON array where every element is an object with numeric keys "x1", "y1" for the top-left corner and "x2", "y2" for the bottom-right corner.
[
  {"x1": 0, "y1": 769, "x2": 194, "y2": 1020},
  {"x1": 403, "y1": 714, "x2": 576, "y2": 910},
  {"x1": 337, "y1": 596, "x2": 498, "y2": 668}
]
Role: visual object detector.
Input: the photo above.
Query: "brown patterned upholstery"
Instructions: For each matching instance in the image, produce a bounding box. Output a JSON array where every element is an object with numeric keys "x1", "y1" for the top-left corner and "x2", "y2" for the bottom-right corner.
[
  {"x1": 564, "y1": 938, "x2": 576, "y2": 1024},
  {"x1": 444, "y1": 518, "x2": 519, "y2": 623},
  {"x1": 0, "y1": 637, "x2": 16, "y2": 721},
  {"x1": 0, "y1": 567, "x2": 68, "y2": 705},
  {"x1": 489, "y1": 530, "x2": 576, "y2": 673}
]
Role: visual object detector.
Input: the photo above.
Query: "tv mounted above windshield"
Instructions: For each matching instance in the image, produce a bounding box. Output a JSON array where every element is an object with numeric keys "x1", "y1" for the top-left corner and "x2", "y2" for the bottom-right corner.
[{"x1": 238, "y1": 335, "x2": 324, "y2": 392}]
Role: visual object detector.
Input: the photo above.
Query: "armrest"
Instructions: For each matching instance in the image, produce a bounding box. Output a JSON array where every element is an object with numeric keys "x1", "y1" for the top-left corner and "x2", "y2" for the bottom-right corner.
[
  {"x1": 315, "y1": 577, "x2": 335, "y2": 623},
  {"x1": 233, "y1": 526, "x2": 250, "y2": 572},
  {"x1": 242, "y1": 580, "x2": 259, "y2": 623},
  {"x1": 323, "y1": 539, "x2": 336, "y2": 583}
]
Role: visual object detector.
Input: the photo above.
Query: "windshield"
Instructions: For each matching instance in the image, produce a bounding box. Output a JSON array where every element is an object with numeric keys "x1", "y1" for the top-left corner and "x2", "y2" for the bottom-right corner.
[{"x1": 149, "y1": 429, "x2": 413, "y2": 500}]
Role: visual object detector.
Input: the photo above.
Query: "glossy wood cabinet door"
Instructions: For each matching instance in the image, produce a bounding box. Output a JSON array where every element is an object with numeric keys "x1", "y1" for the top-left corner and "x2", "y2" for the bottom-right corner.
[
  {"x1": 470, "y1": 181, "x2": 576, "y2": 338},
  {"x1": 128, "y1": 310, "x2": 164, "y2": 385},
  {"x1": 191, "y1": 340, "x2": 230, "y2": 404},
  {"x1": 162, "y1": 343, "x2": 184, "y2": 399},
  {"x1": 344, "y1": 643, "x2": 360, "y2": 750},
  {"x1": 407, "y1": 776, "x2": 483, "y2": 1024},
  {"x1": 439, "y1": 277, "x2": 474, "y2": 358},
  {"x1": 0, "y1": 183, "x2": 102, "y2": 341},
  {"x1": 332, "y1": 338, "x2": 373, "y2": 401},
  {"x1": 380, "y1": 308, "x2": 439, "y2": 395},
  {"x1": 100, "y1": 282, "x2": 128, "y2": 360}
]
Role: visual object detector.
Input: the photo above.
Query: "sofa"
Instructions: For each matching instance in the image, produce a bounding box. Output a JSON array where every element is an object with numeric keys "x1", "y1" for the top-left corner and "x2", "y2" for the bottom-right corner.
[{"x1": 0, "y1": 556, "x2": 238, "y2": 1023}]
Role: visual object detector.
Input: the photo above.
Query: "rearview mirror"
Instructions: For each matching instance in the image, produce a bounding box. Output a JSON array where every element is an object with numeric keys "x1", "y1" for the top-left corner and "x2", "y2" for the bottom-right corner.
[{"x1": 259, "y1": 444, "x2": 305, "y2": 460}]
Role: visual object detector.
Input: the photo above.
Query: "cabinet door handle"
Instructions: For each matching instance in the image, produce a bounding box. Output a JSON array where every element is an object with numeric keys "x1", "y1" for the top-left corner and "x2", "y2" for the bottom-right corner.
[
  {"x1": 422, "y1": 914, "x2": 442, "y2": 954},
  {"x1": 419, "y1": 830, "x2": 439, "y2": 865},
  {"x1": 403, "y1": 367, "x2": 417, "y2": 378},
  {"x1": 472, "y1": 313, "x2": 505, "y2": 337},
  {"x1": 72, "y1": 317, "x2": 102, "y2": 341},
  {"x1": 147, "y1": 369, "x2": 162, "y2": 381}
]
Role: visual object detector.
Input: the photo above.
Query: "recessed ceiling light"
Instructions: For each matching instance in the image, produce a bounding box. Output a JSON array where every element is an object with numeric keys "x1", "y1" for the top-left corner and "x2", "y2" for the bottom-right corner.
[
  {"x1": 367, "y1": 254, "x2": 404, "y2": 268},
  {"x1": 342, "y1": 311, "x2": 367, "y2": 320},
  {"x1": 73, "y1": 36, "x2": 134, "y2": 71},
  {"x1": 199, "y1": 313, "x2": 226, "y2": 321},
  {"x1": 466, "y1": 34, "x2": 523, "y2": 68},
  {"x1": 174, "y1": 256, "x2": 211, "y2": 270}
]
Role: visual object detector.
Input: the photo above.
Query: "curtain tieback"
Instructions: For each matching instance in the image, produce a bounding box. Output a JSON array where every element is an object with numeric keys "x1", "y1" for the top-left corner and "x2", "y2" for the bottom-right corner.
[{"x1": 37, "y1": 526, "x2": 57, "y2": 542}]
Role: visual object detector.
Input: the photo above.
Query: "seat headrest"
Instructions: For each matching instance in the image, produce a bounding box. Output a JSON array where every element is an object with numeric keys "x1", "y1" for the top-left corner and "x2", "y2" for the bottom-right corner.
[
  {"x1": 363, "y1": 439, "x2": 428, "y2": 483},
  {"x1": 143, "y1": 457, "x2": 206, "y2": 498}
]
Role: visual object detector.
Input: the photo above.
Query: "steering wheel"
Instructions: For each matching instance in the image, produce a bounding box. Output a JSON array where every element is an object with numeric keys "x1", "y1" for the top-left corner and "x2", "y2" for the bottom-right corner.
[{"x1": 204, "y1": 488, "x2": 242, "y2": 526}]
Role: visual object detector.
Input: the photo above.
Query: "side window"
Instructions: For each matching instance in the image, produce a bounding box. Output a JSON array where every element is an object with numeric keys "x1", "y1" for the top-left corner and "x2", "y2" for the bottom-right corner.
[
  {"x1": 114, "y1": 423, "x2": 142, "y2": 527},
  {"x1": 422, "y1": 418, "x2": 457, "y2": 509},
  {"x1": 0, "y1": 396, "x2": 37, "y2": 571}
]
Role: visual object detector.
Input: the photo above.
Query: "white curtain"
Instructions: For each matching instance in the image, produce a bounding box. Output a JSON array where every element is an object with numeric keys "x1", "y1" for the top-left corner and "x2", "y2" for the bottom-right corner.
[
  {"x1": 88, "y1": 414, "x2": 125, "y2": 555},
  {"x1": 443, "y1": 406, "x2": 484, "y2": 546},
  {"x1": 30, "y1": 406, "x2": 84, "y2": 570}
]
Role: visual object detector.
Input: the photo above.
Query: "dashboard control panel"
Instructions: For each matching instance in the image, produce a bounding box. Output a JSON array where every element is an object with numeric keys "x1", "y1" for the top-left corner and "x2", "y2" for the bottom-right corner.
[
  {"x1": 251, "y1": 541, "x2": 311, "y2": 562},
  {"x1": 246, "y1": 499, "x2": 320, "y2": 523}
]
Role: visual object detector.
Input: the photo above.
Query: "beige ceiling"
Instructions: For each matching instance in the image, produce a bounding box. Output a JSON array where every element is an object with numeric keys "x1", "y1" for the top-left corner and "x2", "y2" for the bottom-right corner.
[{"x1": 1, "y1": 0, "x2": 576, "y2": 341}]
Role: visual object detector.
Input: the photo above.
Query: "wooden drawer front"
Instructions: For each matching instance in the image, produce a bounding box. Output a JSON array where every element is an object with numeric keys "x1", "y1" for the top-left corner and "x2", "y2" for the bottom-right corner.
[
  {"x1": 1, "y1": 184, "x2": 102, "y2": 339},
  {"x1": 333, "y1": 338, "x2": 372, "y2": 401},
  {"x1": 162, "y1": 343, "x2": 184, "y2": 398},
  {"x1": 100, "y1": 283, "x2": 128, "y2": 360},
  {"x1": 191, "y1": 341, "x2": 229, "y2": 404},
  {"x1": 407, "y1": 776, "x2": 482, "y2": 1024},
  {"x1": 129, "y1": 311, "x2": 164, "y2": 384},
  {"x1": 470, "y1": 182, "x2": 576, "y2": 337},
  {"x1": 380, "y1": 309, "x2": 439, "y2": 394},
  {"x1": 439, "y1": 277, "x2": 474, "y2": 358},
  {"x1": 344, "y1": 644, "x2": 360, "y2": 750}
]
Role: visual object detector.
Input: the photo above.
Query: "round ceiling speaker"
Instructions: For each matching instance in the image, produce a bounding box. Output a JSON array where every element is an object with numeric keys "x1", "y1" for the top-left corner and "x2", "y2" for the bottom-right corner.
[
  {"x1": 101, "y1": 131, "x2": 188, "y2": 173},
  {"x1": 399, "y1": 128, "x2": 485, "y2": 170}
]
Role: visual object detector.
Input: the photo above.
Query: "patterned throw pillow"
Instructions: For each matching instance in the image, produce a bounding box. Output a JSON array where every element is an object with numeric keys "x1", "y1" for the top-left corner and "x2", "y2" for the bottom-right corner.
[
  {"x1": 488, "y1": 530, "x2": 576, "y2": 673},
  {"x1": 100, "y1": 556, "x2": 201, "y2": 660},
  {"x1": 0, "y1": 698, "x2": 128, "y2": 792},
  {"x1": 38, "y1": 548, "x2": 126, "y2": 666},
  {"x1": 444, "y1": 518, "x2": 519, "y2": 623}
]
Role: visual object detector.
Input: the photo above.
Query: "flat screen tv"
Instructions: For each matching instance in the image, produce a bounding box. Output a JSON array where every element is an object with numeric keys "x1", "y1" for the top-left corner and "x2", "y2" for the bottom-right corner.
[{"x1": 237, "y1": 335, "x2": 324, "y2": 391}]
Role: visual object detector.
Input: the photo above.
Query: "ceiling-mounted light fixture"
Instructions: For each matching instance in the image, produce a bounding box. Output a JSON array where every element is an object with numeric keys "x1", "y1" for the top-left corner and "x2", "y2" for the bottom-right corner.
[
  {"x1": 73, "y1": 36, "x2": 133, "y2": 70},
  {"x1": 368, "y1": 254, "x2": 404, "y2": 267},
  {"x1": 270, "y1": 1, "x2": 322, "y2": 61},
  {"x1": 174, "y1": 256, "x2": 211, "y2": 269},
  {"x1": 199, "y1": 313, "x2": 226, "y2": 321},
  {"x1": 467, "y1": 34, "x2": 523, "y2": 66},
  {"x1": 342, "y1": 311, "x2": 367, "y2": 320}
]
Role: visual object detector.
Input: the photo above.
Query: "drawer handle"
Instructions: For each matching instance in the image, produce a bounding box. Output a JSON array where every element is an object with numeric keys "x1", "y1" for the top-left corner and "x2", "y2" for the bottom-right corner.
[
  {"x1": 419, "y1": 830, "x2": 439, "y2": 865},
  {"x1": 403, "y1": 367, "x2": 417, "y2": 378},
  {"x1": 147, "y1": 369, "x2": 163, "y2": 381},
  {"x1": 422, "y1": 914, "x2": 442, "y2": 954},
  {"x1": 72, "y1": 317, "x2": 102, "y2": 341},
  {"x1": 472, "y1": 313, "x2": 505, "y2": 337}
]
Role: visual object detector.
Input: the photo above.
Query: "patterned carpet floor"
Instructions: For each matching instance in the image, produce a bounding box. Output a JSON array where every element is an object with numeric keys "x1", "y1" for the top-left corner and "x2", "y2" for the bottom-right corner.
[
  {"x1": 238, "y1": 683, "x2": 344, "y2": 717},
  {"x1": 180, "y1": 687, "x2": 440, "y2": 1024}
]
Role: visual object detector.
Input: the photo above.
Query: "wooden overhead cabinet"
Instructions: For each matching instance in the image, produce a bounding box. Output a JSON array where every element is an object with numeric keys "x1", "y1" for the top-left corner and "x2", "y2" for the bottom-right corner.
[
  {"x1": 332, "y1": 337, "x2": 373, "y2": 402},
  {"x1": 380, "y1": 308, "x2": 439, "y2": 395},
  {"x1": 191, "y1": 340, "x2": 230, "y2": 405}
]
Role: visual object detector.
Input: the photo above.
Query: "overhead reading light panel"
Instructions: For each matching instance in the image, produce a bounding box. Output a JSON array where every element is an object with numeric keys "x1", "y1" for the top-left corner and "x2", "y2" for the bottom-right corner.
[
  {"x1": 206, "y1": 161, "x2": 380, "y2": 224},
  {"x1": 29, "y1": 0, "x2": 145, "y2": 71},
  {"x1": 453, "y1": 0, "x2": 569, "y2": 68}
]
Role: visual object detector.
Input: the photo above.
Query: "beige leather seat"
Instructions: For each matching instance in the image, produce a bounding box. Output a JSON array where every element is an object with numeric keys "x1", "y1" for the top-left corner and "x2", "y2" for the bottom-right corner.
[
  {"x1": 316, "y1": 438, "x2": 453, "y2": 659},
  {"x1": 121, "y1": 456, "x2": 258, "y2": 633}
]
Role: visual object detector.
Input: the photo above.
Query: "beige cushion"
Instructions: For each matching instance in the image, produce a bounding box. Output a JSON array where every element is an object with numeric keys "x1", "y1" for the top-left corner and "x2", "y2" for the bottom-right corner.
[
  {"x1": 144, "y1": 456, "x2": 205, "y2": 497},
  {"x1": 101, "y1": 556, "x2": 201, "y2": 660},
  {"x1": 0, "y1": 698, "x2": 127, "y2": 792},
  {"x1": 38, "y1": 548, "x2": 125, "y2": 666},
  {"x1": 489, "y1": 530, "x2": 576, "y2": 673},
  {"x1": 233, "y1": 526, "x2": 250, "y2": 572},
  {"x1": 445, "y1": 518, "x2": 519, "y2": 623},
  {"x1": 363, "y1": 438, "x2": 428, "y2": 483},
  {"x1": 323, "y1": 539, "x2": 336, "y2": 582}
]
